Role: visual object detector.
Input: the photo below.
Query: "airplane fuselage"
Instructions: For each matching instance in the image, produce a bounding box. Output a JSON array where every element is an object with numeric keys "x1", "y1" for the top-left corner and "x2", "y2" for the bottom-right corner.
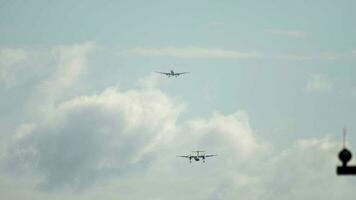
[{"x1": 189, "y1": 156, "x2": 205, "y2": 162}]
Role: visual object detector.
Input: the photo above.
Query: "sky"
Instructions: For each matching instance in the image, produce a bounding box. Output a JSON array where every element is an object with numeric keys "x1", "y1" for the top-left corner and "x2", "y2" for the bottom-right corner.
[{"x1": 1, "y1": 0, "x2": 356, "y2": 199}]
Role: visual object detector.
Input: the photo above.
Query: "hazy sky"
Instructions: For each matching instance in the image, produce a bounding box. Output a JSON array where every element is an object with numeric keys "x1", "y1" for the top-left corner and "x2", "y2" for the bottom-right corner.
[{"x1": 1, "y1": 1, "x2": 356, "y2": 199}]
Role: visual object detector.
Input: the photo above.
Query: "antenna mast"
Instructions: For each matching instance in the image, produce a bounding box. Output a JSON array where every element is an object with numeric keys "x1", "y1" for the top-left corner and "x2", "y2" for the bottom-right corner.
[{"x1": 343, "y1": 128, "x2": 347, "y2": 148}]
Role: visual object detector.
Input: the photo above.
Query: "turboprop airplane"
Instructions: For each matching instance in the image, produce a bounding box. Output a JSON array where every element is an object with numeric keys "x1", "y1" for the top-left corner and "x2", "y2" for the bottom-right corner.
[{"x1": 177, "y1": 151, "x2": 217, "y2": 163}]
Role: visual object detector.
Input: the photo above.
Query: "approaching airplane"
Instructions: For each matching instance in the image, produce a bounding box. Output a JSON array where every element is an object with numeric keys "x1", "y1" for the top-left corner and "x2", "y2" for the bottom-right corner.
[
  {"x1": 156, "y1": 70, "x2": 189, "y2": 77},
  {"x1": 177, "y1": 151, "x2": 217, "y2": 163}
]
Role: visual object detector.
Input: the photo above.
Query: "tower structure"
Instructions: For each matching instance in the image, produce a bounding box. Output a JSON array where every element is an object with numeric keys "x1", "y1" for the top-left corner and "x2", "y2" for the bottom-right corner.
[{"x1": 337, "y1": 128, "x2": 356, "y2": 175}]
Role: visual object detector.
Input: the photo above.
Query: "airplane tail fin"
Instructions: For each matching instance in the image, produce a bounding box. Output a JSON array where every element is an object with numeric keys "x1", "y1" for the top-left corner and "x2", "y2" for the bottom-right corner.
[{"x1": 192, "y1": 150, "x2": 205, "y2": 156}]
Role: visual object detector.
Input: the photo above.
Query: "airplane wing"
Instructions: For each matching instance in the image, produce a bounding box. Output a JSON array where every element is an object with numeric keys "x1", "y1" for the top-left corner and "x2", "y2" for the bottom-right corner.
[
  {"x1": 175, "y1": 72, "x2": 189, "y2": 75},
  {"x1": 155, "y1": 71, "x2": 170, "y2": 75},
  {"x1": 177, "y1": 155, "x2": 189, "y2": 158},
  {"x1": 204, "y1": 154, "x2": 217, "y2": 157}
]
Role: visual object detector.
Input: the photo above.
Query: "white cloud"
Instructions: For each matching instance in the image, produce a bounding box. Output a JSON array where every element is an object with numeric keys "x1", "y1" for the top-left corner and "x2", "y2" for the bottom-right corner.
[
  {"x1": 185, "y1": 111, "x2": 268, "y2": 160},
  {"x1": 3, "y1": 132, "x2": 353, "y2": 200},
  {"x1": 15, "y1": 123, "x2": 37, "y2": 140},
  {"x1": 0, "y1": 42, "x2": 94, "y2": 90},
  {"x1": 260, "y1": 137, "x2": 353, "y2": 200},
  {"x1": 274, "y1": 53, "x2": 342, "y2": 61},
  {"x1": 265, "y1": 29, "x2": 307, "y2": 38},
  {"x1": 137, "y1": 72, "x2": 168, "y2": 89},
  {"x1": 6, "y1": 86, "x2": 183, "y2": 190},
  {"x1": 21, "y1": 42, "x2": 95, "y2": 118},
  {"x1": 129, "y1": 47, "x2": 346, "y2": 61},
  {"x1": 129, "y1": 47, "x2": 261, "y2": 59},
  {"x1": 305, "y1": 74, "x2": 333, "y2": 93},
  {"x1": 1, "y1": 43, "x2": 355, "y2": 200},
  {"x1": 46, "y1": 42, "x2": 94, "y2": 89},
  {"x1": 2, "y1": 74, "x2": 356, "y2": 199},
  {"x1": 0, "y1": 48, "x2": 28, "y2": 66},
  {"x1": 0, "y1": 48, "x2": 29, "y2": 87},
  {"x1": 3, "y1": 68, "x2": 268, "y2": 193}
]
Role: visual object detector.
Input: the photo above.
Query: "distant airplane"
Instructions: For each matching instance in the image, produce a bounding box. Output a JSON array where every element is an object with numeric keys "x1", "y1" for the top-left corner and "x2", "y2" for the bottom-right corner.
[
  {"x1": 156, "y1": 70, "x2": 189, "y2": 77},
  {"x1": 177, "y1": 151, "x2": 217, "y2": 163}
]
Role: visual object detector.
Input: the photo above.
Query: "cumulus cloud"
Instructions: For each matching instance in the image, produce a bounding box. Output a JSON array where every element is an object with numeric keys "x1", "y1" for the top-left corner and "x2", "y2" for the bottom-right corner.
[
  {"x1": 0, "y1": 42, "x2": 93, "y2": 91},
  {"x1": 0, "y1": 48, "x2": 29, "y2": 87},
  {"x1": 265, "y1": 29, "x2": 307, "y2": 38},
  {"x1": 1, "y1": 43, "x2": 355, "y2": 200},
  {"x1": 0, "y1": 48, "x2": 28, "y2": 66},
  {"x1": 184, "y1": 112, "x2": 269, "y2": 160},
  {"x1": 7, "y1": 87, "x2": 183, "y2": 190},
  {"x1": 3, "y1": 133, "x2": 354, "y2": 200},
  {"x1": 45, "y1": 42, "x2": 94, "y2": 89},
  {"x1": 8, "y1": 79, "x2": 352, "y2": 199},
  {"x1": 7, "y1": 83, "x2": 267, "y2": 192},
  {"x1": 137, "y1": 72, "x2": 168, "y2": 89},
  {"x1": 305, "y1": 74, "x2": 333, "y2": 93},
  {"x1": 17, "y1": 42, "x2": 95, "y2": 118},
  {"x1": 188, "y1": 136, "x2": 353, "y2": 200},
  {"x1": 129, "y1": 47, "x2": 261, "y2": 59},
  {"x1": 260, "y1": 137, "x2": 354, "y2": 200}
]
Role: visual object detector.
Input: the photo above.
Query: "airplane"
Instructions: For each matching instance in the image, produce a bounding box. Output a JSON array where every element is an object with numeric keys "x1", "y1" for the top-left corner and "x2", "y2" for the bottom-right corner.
[
  {"x1": 156, "y1": 70, "x2": 189, "y2": 77},
  {"x1": 177, "y1": 151, "x2": 217, "y2": 163}
]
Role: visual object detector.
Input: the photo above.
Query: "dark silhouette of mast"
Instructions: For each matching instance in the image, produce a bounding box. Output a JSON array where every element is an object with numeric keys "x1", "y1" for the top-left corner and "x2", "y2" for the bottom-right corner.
[
  {"x1": 343, "y1": 128, "x2": 346, "y2": 148},
  {"x1": 337, "y1": 128, "x2": 356, "y2": 175}
]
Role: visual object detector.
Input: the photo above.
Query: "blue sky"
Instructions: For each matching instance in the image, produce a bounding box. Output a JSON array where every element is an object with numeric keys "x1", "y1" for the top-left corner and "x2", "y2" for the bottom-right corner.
[{"x1": 1, "y1": 1, "x2": 356, "y2": 199}]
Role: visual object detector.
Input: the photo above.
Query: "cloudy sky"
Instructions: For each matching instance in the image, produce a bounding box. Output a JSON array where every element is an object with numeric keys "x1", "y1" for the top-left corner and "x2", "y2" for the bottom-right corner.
[{"x1": 1, "y1": 0, "x2": 356, "y2": 199}]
